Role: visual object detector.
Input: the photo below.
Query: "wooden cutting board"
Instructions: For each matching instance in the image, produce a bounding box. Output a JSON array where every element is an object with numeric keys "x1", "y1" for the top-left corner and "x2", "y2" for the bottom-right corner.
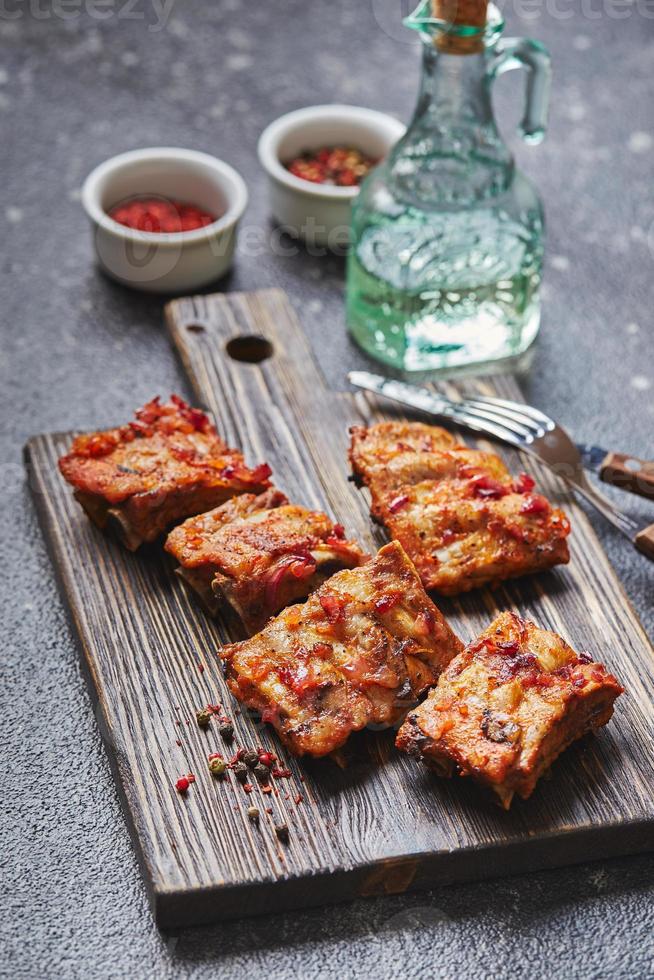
[{"x1": 25, "y1": 288, "x2": 654, "y2": 929}]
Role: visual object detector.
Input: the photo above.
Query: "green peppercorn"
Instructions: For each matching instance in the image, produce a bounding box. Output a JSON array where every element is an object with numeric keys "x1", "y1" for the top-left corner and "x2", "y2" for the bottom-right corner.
[
  {"x1": 208, "y1": 756, "x2": 227, "y2": 777},
  {"x1": 253, "y1": 763, "x2": 270, "y2": 784},
  {"x1": 274, "y1": 823, "x2": 289, "y2": 842},
  {"x1": 218, "y1": 721, "x2": 234, "y2": 741},
  {"x1": 247, "y1": 806, "x2": 260, "y2": 823},
  {"x1": 196, "y1": 707, "x2": 213, "y2": 728},
  {"x1": 242, "y1": 748, "x2": 259, "y2": 769},
  {"x1": 233, "y1": 761, "x2": 248, "y2": 783}
]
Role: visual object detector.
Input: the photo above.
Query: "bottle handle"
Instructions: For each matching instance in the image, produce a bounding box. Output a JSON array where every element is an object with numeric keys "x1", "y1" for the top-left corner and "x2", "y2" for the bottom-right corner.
[{"x1": 488, "y1": 38, "x2": 552, "y2": 145}]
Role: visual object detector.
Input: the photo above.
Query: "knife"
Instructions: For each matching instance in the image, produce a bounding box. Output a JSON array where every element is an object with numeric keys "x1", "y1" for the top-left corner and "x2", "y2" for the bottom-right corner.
[{"x1": 348, "y1": 371, "x2": 654, "y2": 501}]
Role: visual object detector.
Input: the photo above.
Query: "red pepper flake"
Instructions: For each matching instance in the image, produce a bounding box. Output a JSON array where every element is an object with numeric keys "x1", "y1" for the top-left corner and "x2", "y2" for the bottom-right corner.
[
  {"x1": 496, "y1": 640, "x2": 521, "y2": 656},
  {"x1": 332, "y1": 523, "x2": 345, "y2": 539},
  {"x1": 414, "y1": 609, "x2": 436, "y2": 636},
  {"x1": 514, "y1": 471, "x2": 536, "y2": 494},
  {"x1": 265, "y1": 807, "x2": 273, "y2": 815},
  {"x1": 175, "y1": 777, "x2": 190, "y2": 794},
  {"x1": 285, "y1": 146, "x2": 378, "y2": 187},
  {"x1": 521, "y1": 670, "x2": 554, "y2": 689},
  {"x1": 375, "y1": 592, "x2": 401, "y2": 615},
  {"x1": 319, "y1": 593, "x2": 345, "y2": 625},
  {"x1": 262, "y1": 785, "x2": 273, "y2": 795},
  {"x1": 108, "y1": 197, "x2": 218, "y2": 234},
  {"x1": 469, "y1": 475, "x2": 509, "y2": 500},
  {"x1": 243, "y1": 783, "x2": 254, "y2": 794},
  {"x1": 197, "y1": 663, "x2": 205, "y2": 674},
  {"x1": 572, "y1": 674, "x2": 589, "y2": 689},
  {"x1": 271, "y1": 766, "x2": 292, "y2": 779},
  {"x1": 520, "y1": 494, "x2": 550, "y2": 516},
  {"x1": 388, "y1": 493, "x2": 410, "y2": 514},
  {"x1": 175, "y1": 739, "x2": 182, "y2": 747},
  {"x1": 294, "y1": 793, "x2": 304, "y2": 805},
  {"x1": 186, "y1": 773, "x2": 196, "y2": 783}
]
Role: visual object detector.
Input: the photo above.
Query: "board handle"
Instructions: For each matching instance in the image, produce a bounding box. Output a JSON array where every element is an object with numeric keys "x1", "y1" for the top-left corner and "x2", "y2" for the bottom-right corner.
[
  {"x1": 634, "y1": 524, "x2": 654, "y2": 561},
  {"x1": 600, "y1": 452, "x2": 654, "y2": 500}
]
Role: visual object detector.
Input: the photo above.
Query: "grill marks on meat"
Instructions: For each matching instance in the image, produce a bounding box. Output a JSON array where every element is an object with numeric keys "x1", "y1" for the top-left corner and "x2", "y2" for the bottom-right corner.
[
  {"x1": 58, "y1": 395, "x2": 272, "y2": 549},
  {"x1": 219, "y1": 542, "x2": 463, "y2": 757},
  {"x1": 349, "y1": 421, "x2": 571, "y2": 595},
  {"x1": 396, "y1": 611, "x2": 623, "y2": 808},
  {"x1": 165, "y1": 490, "x2": 369, "y2": 632}
]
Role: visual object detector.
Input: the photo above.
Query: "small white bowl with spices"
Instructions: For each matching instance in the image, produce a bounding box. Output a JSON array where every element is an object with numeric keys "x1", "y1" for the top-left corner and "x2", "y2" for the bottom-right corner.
[
  {"x1": 82, "y1": 147, "x2": 248, "y2": 294},
  {"x1": 258, "y1": 105, "x2": 405, "y2": 249}
]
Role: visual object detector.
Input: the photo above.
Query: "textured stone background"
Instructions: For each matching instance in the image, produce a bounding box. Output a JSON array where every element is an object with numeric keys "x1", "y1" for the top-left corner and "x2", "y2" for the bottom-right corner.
[{"x1": 1, "y1": 1, "x2": 653, "y2": 978}]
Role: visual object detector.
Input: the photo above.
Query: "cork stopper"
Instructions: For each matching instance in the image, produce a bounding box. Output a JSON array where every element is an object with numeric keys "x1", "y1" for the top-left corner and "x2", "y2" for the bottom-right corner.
[{"x1": 430, "y1": 0, "x2": 488, "y2": 54}]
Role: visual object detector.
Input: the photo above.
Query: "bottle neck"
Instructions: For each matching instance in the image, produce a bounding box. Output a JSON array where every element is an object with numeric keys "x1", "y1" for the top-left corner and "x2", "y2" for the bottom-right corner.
[
  {"x1": 416, "y1": 43, "x2": 492, "y2": 127},
  {"x1": 388, "y1": 37, "x2": 513, "y2": 206}
]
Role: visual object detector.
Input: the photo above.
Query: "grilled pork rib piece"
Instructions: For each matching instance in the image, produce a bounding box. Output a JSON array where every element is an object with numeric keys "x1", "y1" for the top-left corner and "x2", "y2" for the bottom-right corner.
[
  {"x1": 219, "y1": 541, "x2": 463, "y2": 757},
  {"x1": 349, "y1": 421, "x2": 570, "y2": 595},
  {"x1": 58, "y1": 395, "x2": 272, "y2": 550},
  {"x1": 166, "y1": 489, "x2": 369, "y2": 632},
  {"x1": 397, "y1": 611, "x2": 623, "y2": 808}
]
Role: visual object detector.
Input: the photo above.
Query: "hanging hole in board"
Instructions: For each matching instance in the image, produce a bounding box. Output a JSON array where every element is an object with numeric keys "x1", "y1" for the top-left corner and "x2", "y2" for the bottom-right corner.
[
  {"x1": 186, "y1": 324, "x2": 205, "y2": 334},
  {"x1": 225, "y1": 335, "x2": 274, "y2": 364}
]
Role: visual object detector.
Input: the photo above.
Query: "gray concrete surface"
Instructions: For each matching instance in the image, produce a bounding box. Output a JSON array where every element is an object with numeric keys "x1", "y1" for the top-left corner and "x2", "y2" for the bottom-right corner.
[{"x1": 1, "y1": 1, "x2": 653, "y2": 978}]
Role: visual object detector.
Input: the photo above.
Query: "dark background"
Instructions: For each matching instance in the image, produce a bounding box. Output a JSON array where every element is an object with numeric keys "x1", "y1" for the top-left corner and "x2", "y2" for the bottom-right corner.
[{"x1": 2, "y1": 1, "x2": 653, "y2": 977}]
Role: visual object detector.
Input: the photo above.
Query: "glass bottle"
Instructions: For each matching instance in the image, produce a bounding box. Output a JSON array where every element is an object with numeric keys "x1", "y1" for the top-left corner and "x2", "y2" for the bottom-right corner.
[{"x1": 346, "y1": 1, "x2": 551, "y2": 373}]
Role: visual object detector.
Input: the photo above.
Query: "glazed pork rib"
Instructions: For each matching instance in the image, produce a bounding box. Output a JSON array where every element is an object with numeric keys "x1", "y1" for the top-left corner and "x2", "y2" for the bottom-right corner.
[
  {"x1": 396, "y1": 611, "x2": 623, "y2": 808},
  {"x1": 219, "y1": 541, "x2": 463, "y2": 757},
  {"x1": 58, "y1": 395, "x2": 272, "y2": 550},
  {"x1": 349, "y1": 421, "x2": 570, "y2": 595},
  {"x1": 165, "y1": 489, "x2": 369, "y2": 632}
]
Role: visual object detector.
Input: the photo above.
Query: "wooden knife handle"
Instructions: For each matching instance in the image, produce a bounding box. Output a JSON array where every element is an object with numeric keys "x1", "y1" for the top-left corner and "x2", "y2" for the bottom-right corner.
[
  {"x1": 600, "y1": 452, "x2": 654, "y2": 500},
  {"x1": 635, "y1": 524, "x2": 654, "y2": 561}
]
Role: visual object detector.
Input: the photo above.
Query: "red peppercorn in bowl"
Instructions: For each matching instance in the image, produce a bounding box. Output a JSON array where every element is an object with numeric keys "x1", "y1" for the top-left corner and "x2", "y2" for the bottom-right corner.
[
  {"x1": 258, "y1": 105, "x2": 405, "y2": 250},
  {"x1": 82, "y1": 147, "x2": 248, "y2": 294}
]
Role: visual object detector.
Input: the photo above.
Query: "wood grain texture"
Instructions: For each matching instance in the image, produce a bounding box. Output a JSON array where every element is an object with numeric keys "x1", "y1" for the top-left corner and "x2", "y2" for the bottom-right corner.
[{"x1": 26, "y1": 288, "x2": 654, "y2": 929}]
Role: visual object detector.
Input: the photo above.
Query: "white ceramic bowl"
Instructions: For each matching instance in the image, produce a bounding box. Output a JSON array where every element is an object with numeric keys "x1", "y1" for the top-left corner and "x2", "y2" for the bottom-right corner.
[
  {"x1": 257, "y1": 105, "x2": 405, "y2": 249},
  {"x1": 82, "y1": 147, "x2": 248, "y2": 294}
]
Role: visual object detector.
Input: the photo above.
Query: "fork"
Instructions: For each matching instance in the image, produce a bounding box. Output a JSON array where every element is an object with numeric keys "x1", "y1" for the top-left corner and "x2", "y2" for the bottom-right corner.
[{"x1": 348, "y1": 372, "x2": 654, "y2": 561}]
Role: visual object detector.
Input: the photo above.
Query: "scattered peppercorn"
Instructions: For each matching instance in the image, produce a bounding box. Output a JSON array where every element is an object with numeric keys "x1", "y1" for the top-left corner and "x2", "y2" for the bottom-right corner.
[
  {"x1": 196, "y1": 707, "x2": 213, "y2": 728},
  {"x1": 257, "y1": 751, "x2": 275, "y2": 768},
  {"x1": 175, "y1": 777, "x2": 190, "y2": 794},
  {"x1": 253, "y1": 763, "x2": 270, "y2": 784},
  {"x1": 233, "y1": 761, "x2": 248, "y2": 783},
  {"x1": 208, "y1": 756, "x2": 227, "y2": 778},
  {"x1": 219, "y1": 721, "x2": 234, "y2": 741},
  {"x1": 247, "y1": 806, "x2": 260, "y2": 823},
  {"x1": 242, "y1": 748, "x2": 260, "y2": 769},
  {"x1": 274, "y1": 823, "x2": 289, "y2": 842}
]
